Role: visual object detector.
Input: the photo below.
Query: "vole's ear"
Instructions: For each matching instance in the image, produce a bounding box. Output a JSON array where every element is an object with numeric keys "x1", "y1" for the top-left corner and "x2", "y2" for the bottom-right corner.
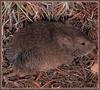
[{"x1": 57, "y1": 35, "x2": 73, "y2": 48}]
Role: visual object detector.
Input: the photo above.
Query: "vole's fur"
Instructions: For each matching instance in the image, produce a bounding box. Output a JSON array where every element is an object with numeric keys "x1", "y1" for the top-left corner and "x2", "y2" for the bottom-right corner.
[{"x1": 5, "y1": 21, "x2": 95, "y2": 74}]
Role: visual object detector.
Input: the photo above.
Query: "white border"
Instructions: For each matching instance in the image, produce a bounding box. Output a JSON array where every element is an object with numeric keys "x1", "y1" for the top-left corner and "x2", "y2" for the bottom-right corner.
[{"x1": 1, "y1": 0, "x2": 99, "y2": 90}]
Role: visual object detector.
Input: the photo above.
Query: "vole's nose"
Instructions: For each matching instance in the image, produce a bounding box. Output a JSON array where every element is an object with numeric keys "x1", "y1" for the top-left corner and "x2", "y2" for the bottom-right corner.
[
  {"x1": 92, "y1": 43, "x2": 97, "y2": 50},
  {"x1": 92, "y1": 46, "x2": 98, "y2": 54}
]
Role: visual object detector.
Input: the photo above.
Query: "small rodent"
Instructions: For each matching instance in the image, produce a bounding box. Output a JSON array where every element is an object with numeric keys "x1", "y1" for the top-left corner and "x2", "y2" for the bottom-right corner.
[{"x1": 5, "y1": 21, "x2": 95, "y2": 75}]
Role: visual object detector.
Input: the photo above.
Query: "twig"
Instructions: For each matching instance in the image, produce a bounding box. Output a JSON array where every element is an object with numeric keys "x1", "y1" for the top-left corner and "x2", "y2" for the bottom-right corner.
[{"x1": 2, "y1": 19, "x2": 9, "y2": 35}]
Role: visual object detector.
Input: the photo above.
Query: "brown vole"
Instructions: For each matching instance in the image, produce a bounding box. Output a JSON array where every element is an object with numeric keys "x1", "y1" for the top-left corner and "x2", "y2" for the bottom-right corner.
[{"x1": 5, "y1": 21, "x2": 95, "y2": 75}]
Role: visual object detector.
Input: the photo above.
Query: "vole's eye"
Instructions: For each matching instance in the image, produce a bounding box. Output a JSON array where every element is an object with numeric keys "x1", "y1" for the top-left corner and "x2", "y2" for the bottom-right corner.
[{"x1": 81, "y1": 42, "x2": 85, "y2": 45}]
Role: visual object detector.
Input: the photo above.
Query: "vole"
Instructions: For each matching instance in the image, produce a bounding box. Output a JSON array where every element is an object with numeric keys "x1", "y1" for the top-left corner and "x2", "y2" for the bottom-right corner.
[{"x1": 5, "y1": 21, "x2": 95, "y2": 75}]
